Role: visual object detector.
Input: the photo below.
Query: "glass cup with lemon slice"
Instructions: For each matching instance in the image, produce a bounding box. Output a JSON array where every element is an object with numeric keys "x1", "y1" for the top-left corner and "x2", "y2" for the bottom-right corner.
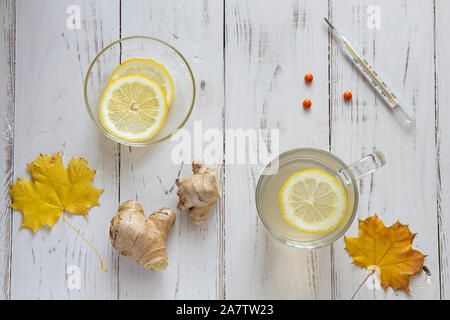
[
  {"x1": 255, "y1": 148, "x2": 386, "y2": 249},
  {"x1": 84, "y1": 36, "x2": 195, "y2": 146}
]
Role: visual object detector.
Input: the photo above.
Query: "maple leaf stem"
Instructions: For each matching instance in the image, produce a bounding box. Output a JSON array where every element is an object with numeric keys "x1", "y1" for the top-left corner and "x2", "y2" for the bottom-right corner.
[
  {"x1": 63, "y1": 212, "x2": 108, "y2": 272},
  {"x1": 351, "y1": 269, "x2": 375, "y2": 300}
]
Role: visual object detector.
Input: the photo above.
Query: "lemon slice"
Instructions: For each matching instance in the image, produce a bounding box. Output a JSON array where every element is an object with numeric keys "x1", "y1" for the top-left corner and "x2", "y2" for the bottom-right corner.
[
  {"x1": 109, "y1": 58, "x2": 174, "y2": 106},
  {"x1": 99, "y1": 75, "x2": 168, "y2": 142},
  {"x1": 279, "y1": 169, "x2": 347, "y2": 233}
]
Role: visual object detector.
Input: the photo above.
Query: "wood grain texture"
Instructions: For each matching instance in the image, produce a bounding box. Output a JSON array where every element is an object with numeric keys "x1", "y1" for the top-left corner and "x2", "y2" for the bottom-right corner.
[
  {"x1": 435, "y1": 0, "x2": 450, "y2": 300},
  {"x1": 11, "y1": 0, "x2": 119, "y2": 299},
  {"x1": 0, "y1": 0, "x2": 15, "y2": 300},
  {"x1": 118, "y1": 0, "x2": 224, "y2": 299},
  {"x1": 224, "y1": 0, "x2": 332, "y2": 299},
  {"x1": 329, "y1": 0, "x2": 439, "y2": 299},
  {"x1": 1, "y1": 0, "x2": 447, "y2": 300}
]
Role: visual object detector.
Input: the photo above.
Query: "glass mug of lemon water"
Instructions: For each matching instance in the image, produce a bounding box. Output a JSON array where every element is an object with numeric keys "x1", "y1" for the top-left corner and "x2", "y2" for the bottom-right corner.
[{"x1": 255, "y1": 148, "x2": 386, "y2": 249}]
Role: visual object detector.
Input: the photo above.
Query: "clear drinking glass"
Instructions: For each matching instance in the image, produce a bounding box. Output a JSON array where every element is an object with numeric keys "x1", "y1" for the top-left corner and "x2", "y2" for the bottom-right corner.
[
  {"x1": 255, "y1": 148, "x2": 386, "y2": 249},
  {"x1": 84, "y1": 36, "x2": 195, "y2": 146}
]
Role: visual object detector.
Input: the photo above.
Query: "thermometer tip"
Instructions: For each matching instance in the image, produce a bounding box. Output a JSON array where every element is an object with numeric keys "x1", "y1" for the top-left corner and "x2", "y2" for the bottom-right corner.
[{"x1": 324, "y1": 18, "x2": 334, "y2": 29}]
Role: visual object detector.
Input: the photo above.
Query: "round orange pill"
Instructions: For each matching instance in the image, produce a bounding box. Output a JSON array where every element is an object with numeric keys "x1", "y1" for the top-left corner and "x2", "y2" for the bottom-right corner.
[
  {"x1": 303, "y1": 99, "x2": 312, "y2": 109},
  {"x1": 343, "y1": 91, "x2": 352, "y2": 100},
  {"x1": 304, "y1": 73, "x2": 313, "y2": 83}
]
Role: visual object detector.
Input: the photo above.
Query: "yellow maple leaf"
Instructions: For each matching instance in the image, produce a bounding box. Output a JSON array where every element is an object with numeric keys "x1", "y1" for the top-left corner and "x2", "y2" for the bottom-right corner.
[
  {"x1": 10, "y1": 153, "x2": 103, "y2": 232},
  {"x1": 344, "y1": 214, "x2": 425, "y2": 292}
]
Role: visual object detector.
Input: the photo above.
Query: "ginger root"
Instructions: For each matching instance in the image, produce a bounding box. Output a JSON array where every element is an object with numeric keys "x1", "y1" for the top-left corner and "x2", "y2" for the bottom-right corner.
[
  {"x1": 176, "y1": 161, "x2": 220, "y2": 226},
  {"x1": 109, "y1": 200, "x2": 176, "y2": 271}
]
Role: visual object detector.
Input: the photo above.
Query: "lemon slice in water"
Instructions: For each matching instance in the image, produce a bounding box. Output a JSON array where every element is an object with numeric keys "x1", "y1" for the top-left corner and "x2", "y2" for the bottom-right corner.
[
  {"x1": 99, "y1": 75, "x2": 167, "y2": 142},
  {"x1": 279, "y1": 169, "x2": 347, "y2": 233},
  {"x1": 109, "y1": 58, "x2": 174, "y2": 106}
]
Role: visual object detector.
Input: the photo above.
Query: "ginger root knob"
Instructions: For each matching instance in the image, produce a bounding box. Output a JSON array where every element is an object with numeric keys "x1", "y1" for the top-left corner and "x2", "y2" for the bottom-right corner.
[
  {"x1": 176, "y1": 161, "x2": 220, "y2": 226},
  {"x1": 109, "y1": 200, "x2": 176, "y2": 271}
]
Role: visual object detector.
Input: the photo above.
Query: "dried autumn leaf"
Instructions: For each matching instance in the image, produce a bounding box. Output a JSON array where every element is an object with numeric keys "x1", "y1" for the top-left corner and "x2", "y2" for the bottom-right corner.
[
  {"x1": 10, "y1": 153, "x2": 103, "y2": 232},
  {"x1": 344, "y1": 214, "x2": 425, "y2": 292}
]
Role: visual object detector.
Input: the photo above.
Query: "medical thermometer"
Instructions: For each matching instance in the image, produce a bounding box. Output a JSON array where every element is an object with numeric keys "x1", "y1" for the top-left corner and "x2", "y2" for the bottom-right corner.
[{"x1": 324, "y1": 18, "x2": 414, "y2": 129}]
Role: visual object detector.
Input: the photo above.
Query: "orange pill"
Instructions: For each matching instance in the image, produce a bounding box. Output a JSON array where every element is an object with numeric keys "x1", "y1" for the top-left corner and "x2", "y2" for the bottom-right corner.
[
  {"x1": 343, "y1": 91, "x2": 352, "y2": 100},
  {"x1": 304, "y1": 73, "x2": 313, "y2": 83},
  {"x1": 303, "y1": 99, "x2": 312, "y2": 109}
]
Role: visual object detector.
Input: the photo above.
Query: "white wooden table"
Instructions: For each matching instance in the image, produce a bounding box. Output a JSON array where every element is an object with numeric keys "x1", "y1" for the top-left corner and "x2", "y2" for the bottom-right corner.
[{"x1": 1, "y1": 0, "x2": 449, "y2": 300}]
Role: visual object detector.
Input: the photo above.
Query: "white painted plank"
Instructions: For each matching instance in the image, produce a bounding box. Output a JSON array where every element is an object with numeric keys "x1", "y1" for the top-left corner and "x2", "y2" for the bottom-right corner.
[
  {"x1": 224, "y1": 0, "x2": 331, "y2": 299},
  {"x1": 0, "y1": 0, "x2": 15, "y2": 300},
  {"x1": 118, "y1": 0, "x2": 224, "y2": 299},
  {"x1": 436, "y1": 0, "x2": 450, "y2": 300},
  {"x1": 329, "y1": 0, "x2": 439, "y2": 299},
  {"x1": 11, "y1": 0, "x2": 119, "y2": 299},
  {"x1": 6, "y1": 0, "x2": 445, "y2": 300}
]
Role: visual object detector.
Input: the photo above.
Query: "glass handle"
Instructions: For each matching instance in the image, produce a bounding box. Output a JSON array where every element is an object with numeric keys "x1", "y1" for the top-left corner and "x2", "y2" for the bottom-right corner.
[{"x1": 348, "y1": 150, "x2": 386, "y2": 181}]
